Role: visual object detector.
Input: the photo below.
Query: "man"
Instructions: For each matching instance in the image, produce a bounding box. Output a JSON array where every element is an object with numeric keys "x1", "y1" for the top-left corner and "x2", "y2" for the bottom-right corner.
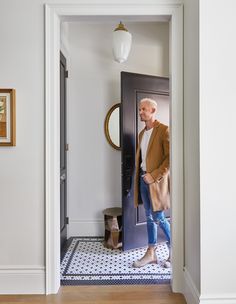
[{"x1": 133, "y1": 98, "x2": 170, "y2": 268}]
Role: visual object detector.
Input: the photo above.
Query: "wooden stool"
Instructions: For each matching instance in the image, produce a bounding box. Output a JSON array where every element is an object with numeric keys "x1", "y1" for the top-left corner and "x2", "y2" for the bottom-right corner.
[{"x1": 103, "y1": 207, "x2": 122, "y2": 249}]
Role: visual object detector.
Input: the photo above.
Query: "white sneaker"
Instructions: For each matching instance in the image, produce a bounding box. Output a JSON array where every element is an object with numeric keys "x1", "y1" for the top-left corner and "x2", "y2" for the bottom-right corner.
[
  {"x1": 133, "y1": 249, "x2": 157, "y2": 268},
  {"x1": 163, "y1": 259, "x2": 171, "y2": 268}
]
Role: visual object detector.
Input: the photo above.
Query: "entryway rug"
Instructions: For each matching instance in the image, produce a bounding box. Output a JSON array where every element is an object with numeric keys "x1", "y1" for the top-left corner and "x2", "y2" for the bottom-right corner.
[{"x1": 61, "y1": 237, "x2": 171, "y2": 285}]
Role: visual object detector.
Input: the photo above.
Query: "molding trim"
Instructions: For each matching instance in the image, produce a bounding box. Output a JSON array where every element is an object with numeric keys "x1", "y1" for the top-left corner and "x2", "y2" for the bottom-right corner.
[
  {"x1": 0, "y1": 266, "x2": 45, "y2": 294},
  {"x1": 200, "y1": 295, "x2": 236, "y2": 304},
  {"x1": 183, "y1": 267, "x2": 200, "y2": 304},
  {"x1": 45, "y1": 1, "x2": 184, "y2": 295},
  {"x1": 45, "y1": 4, "x2": 61, "y2": 295},
  {"x1": 169, "y1": 2, "x2": 184, "y2": 293}
]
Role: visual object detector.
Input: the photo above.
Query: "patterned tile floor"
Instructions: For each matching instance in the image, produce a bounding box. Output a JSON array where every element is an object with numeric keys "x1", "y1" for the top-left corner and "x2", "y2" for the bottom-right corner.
[{"x1": 61, "y1": 237, "x2": 171, "y2": 285}]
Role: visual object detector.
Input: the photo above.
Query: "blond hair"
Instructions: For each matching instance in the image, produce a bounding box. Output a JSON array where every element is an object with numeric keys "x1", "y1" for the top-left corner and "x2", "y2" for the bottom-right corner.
[{"x1": 139, "y1": 98, "x2": 157, "y2": 110}]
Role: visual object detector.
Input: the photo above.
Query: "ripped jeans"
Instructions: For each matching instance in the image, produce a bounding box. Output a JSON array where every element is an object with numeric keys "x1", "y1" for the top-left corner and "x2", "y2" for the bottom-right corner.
[{"x1": 140, "y1": 176, "x2": 171, "y2": 247}]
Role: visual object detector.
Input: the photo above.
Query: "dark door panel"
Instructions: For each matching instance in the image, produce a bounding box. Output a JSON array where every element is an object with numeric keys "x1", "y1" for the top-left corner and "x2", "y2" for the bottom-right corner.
[
  {"x1": 60, "y1": 52, "x2": 67, "y2": 249},
  {"x1": 121, "y1": 72, "x2": 169, "y2": 251}
]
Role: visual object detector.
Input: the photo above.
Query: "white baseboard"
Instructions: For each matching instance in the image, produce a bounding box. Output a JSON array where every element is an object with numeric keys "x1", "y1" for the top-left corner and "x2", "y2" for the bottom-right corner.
[
  {"x1": 183, "y1": 267, "x2": 200, "y2": 304},
  {"x1": 0, "y1": 266, "x2": 45, "y2": 294},
  {"x1": 183, "y1": 267, "x2": 236, "y2": 304},
  {"x1": 68, "y1": 219, "x2": 104, "y2": 237},
  {"x1": 200, "y1": 295, "x2": 236, "y2": 304}
]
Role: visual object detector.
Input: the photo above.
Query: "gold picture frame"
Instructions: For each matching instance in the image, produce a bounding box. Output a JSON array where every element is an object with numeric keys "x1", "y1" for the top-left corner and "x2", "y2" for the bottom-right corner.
[
  {"x1": 0, "y1": 89, "x2": 16, "y2": 146},
  {"x1": 104, "y1": 103, "x2": 121, "y2": 150}
]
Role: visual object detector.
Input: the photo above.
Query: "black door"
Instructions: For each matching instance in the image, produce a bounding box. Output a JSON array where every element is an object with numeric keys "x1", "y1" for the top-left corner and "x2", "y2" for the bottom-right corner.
[
  {"x1": 121, "y1": 72, "x2": 169, "y2": 251},
  {"x1": 60, "y1": 52, "x2": 68, "y2": 249}
]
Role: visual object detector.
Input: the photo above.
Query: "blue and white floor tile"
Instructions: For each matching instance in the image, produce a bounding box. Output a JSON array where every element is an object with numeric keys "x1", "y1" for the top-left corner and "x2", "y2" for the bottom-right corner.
[{"x1": 61, "y1": 237, "x2": 171, "y2": 285}]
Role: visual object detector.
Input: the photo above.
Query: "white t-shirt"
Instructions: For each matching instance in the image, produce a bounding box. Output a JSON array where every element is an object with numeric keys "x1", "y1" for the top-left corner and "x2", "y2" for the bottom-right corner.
[{"x1": 140, "y1": 128, "x2": 153, "y2": 171}]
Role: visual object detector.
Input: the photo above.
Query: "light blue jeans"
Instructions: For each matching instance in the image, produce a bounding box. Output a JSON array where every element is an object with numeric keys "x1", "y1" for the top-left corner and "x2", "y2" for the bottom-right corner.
[{"x1": 140, "y1": 176, "x2": 171, "y2": 247}]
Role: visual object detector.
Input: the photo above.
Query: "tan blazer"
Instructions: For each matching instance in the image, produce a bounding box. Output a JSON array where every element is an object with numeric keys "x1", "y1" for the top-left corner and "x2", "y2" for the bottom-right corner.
[{"x1": 134, "y1": 120, "x2": 170, "y2": 212}]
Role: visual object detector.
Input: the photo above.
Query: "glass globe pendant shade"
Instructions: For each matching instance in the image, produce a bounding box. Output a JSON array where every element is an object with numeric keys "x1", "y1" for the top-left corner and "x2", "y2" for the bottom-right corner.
[{"x1": 112, "y1": 22, "x2": 132, "y2": 63}]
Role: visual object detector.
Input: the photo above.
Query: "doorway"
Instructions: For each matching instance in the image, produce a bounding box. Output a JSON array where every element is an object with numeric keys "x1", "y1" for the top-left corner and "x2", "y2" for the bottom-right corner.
[
  {"x1": 60, "y1": 22, "x2": 171, "y2": 285},
  {"x1": 45, "y1": 2, "x2": 183, "y2": 294}
]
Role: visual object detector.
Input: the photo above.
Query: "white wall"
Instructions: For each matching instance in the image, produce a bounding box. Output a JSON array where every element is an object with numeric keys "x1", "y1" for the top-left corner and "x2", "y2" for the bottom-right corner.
[
  {"x1": 183, "y1": 0, "x2": 236, "y2": 303},
  {"x1": 183, "y1": 0, "x2": 200, "y2": 302},
  {"x1": 200, "y1": 0, "x2": 236, "y2": 302},
  {"x1": 66, "y1": 22, "x2": 169, "y2": 236},
  {"x1": 0, "y1": 0, "x2": 45, "y2": 294}
]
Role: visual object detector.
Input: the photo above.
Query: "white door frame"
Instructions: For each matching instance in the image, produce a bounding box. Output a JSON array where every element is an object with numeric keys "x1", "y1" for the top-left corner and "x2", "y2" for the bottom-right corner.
[{"x1": 45, "y1": 1, "x2": 183, "y2": 295}]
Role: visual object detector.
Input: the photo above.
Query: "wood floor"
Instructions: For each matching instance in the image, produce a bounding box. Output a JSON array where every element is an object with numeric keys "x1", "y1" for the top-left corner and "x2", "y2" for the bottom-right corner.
[{"x1": 0, "y1": 285, "x2": 186, "y2": 304}]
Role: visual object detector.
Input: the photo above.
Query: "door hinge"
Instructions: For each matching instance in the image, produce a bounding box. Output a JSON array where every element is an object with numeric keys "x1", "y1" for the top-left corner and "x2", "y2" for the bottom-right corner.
[
  {"x1": 65, "y1": 143, "x2": 69, "y2": 151},
  {"x1": 65, "y1": 70, "x2": 69, "y2": 78},
  {"x1": 66, "y1": 217, "x2": 69, "y2": 225}
]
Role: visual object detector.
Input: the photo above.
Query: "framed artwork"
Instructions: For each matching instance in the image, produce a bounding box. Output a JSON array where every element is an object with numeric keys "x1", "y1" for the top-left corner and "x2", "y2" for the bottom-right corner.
[{"x1": 0, "y1": 89, "x2": 16, "y2": 146}]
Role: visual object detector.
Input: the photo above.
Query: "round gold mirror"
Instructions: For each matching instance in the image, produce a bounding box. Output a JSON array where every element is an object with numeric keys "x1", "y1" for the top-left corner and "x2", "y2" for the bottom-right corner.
[{"x1": 104, "y1": 103, "x2": 121, "y2": 150}]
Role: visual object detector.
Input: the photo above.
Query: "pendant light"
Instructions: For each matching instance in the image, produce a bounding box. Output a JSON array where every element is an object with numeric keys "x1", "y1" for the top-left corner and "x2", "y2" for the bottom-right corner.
[{"x1": 112, "y1": 22, "x2": 132, "y2": 63}]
